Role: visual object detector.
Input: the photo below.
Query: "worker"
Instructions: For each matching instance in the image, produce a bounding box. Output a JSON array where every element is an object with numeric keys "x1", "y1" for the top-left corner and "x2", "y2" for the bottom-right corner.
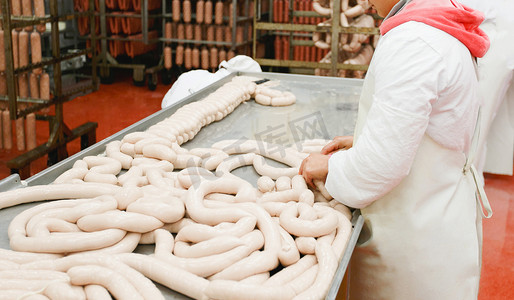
[{"x1": 299, "y1": 0, "x2": 493, "y2": 299}]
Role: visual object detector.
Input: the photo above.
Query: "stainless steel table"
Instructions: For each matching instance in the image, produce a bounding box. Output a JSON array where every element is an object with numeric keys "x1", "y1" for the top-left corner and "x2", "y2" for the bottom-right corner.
[{"x1": 0, "y1": 72, "x2": 364, "y2": 299}]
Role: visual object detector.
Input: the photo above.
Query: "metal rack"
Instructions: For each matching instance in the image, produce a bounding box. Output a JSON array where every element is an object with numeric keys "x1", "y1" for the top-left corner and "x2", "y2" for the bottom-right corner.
[
  {"x1": 94, "y1": 0, "x2": 162, "y2": 89},
  {"x1": 159, "y1": 0, "x2": 253, "y2": 50},
  {"x1": 158, "y1": 0, "x2": 254, "y2": 81},
  {"x1": 1, "y1": 0, "x2": 98, "y2": 178},
  {"x1": 253, "y1": 0, "x2": 380, "y2": 76}
]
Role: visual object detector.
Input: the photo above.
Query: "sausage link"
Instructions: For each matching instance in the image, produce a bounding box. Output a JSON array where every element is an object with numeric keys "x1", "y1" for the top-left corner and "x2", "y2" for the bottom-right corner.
[
  {"x1": 22, "y1": 0, "x2": 33, "y2": 31},
  {"x1": 164, "y1": 46, "x2": 172, "y2": 70},
  {"x1": 194, "y1": 24, "x2": 202, "y2": 41},
  {"x1": 206, "y1": 25, "x2": 214, "y2": 41},
  {"x1": 236, "y1": 26, "x2": 244, "y2": 43},
  {"x1": 215, "y1": 0, "x2": 223, "y2": 25},
  {"x1": 177, "y1": 23, "x2": 185, "y2": 41},
  {"x1": 224, "y1": 26, "x2": 232, "y2": 43},
  {"x1": 204, "y1": 0, "x2": 213, "y2": 24},
  {"x1": 192, "y1": 47, "x2": 200, "y2": 69},
  {"x1": 35, "y1": 0, "x2": 46, "y2": 32},
  {"x1": 18, "y1": 31, "x2": 29, "y2": 68},
  {"x1": 172, "y1": 0, "x2": 181, "y2": 22},
  {"x1": 2, "y1": 110, "x2": 11, "y2": 150},
  {"x1": 15, "y1": 117, "x2": 25, "y2": 151},
  {"x1": 183, "y1": 0, "x2": 191, "y2": 23},
  {"x1": 164, "y1": 22, "x2": 172, "y2": 40},
  {"x1": 11, "y1": 0, "x2": 21, "y2": 16},
  {"x1": 17, "y1": 73, "x2": 28, "y2": 98},
  {"x1": 227, "y1": 49, "x2": 235, "y2": 60},
  {"x1": 185, "y1": 24, "x2": 193, "y2": 40},
  {"x1": 39, "y1": 73, "x2": 50, "y2": 101},
  {"x1": 218, "y1": 48, "x2": 226, "y2": 64},
  {"x1": 277, "y1": 0, "x2": 283, "y2": 23},
  {"x1": 29, "y1": 73, "x2": 39, "y2": 99},
  {"x1": 215, "y1": 26, "x2": 223, "y2": 43},
  {"x1": 25, "y1": 113, "x2": 36, "y2": 151},
  {"x1": 175, "y1": 45, "x2": 184, "y2": 66},
  {"x1": 196, "y1": 0, "x2": 204, "y2": 23},
  {"x1": 228, "y1": 2, "x2": 234, "y2": 27},
  {"x1": 30, "y1": 32, "x2": 42, "y2": 74}
]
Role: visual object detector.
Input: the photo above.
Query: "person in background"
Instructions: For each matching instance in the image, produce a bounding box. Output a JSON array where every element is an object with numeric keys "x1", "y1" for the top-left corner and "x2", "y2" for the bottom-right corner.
[{"x1": 299, "y1": 0, "x2": 492, "y2": 299}]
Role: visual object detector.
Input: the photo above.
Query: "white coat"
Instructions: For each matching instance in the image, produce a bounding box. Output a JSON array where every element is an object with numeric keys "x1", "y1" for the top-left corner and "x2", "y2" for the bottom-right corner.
[{"x1": 325, "y1": 20, "x2": 492, "y2": 299}]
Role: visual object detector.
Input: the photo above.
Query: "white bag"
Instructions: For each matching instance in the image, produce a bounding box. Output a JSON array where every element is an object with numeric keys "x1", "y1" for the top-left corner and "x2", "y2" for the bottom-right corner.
[{"x1": 161, "y1": 55, "x2": 261, "y2": 109}]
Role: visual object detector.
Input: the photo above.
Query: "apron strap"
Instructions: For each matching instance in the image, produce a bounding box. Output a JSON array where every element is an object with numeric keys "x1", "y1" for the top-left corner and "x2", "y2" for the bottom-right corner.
[
  {"x1": 470, "y1": 164, "x2": 493, "y2": 218},
  {"x1": 464, "y1": 108, "x2": 493, "y2": 219}
]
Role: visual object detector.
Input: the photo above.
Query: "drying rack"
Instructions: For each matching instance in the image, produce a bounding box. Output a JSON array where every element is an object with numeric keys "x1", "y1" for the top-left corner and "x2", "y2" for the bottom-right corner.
[
  {"x1": 93, "y1": 0, "x2": 162, "y2": 89},
  {"x1": 1, "y1": 0, "x2": 98, "y2": 178},
  {"x1": 158, "y1": 0, "x2": 254, "y2": 81},
  {"x1": 253, "y1": 0, "x2": 380, "y2": 76}
]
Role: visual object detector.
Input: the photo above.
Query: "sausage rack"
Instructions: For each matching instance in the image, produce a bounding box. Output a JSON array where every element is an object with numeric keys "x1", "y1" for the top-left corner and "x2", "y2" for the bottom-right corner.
[
  {"x1": 0, "y1": 0, "x2": 99, "y2": 179},
  {"x1": 253, "y1": 0, "x2": 380, "y2": 76}
]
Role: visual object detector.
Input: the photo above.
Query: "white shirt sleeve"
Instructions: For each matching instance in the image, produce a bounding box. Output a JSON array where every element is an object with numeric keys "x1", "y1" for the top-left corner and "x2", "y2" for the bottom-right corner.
[{"x1": 325, "y1": 27, "x2": 448, "y2": 208}]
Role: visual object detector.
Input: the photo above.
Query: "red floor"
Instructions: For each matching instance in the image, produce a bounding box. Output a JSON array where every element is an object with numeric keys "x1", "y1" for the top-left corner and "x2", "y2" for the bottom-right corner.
[{"x1": 0, "y1": 73, "x2": 512, "y2": 299}]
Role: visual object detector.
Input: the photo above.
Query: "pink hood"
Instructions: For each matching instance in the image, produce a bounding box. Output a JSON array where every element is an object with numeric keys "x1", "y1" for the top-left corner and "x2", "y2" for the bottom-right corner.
[{"x1": 380, "y1": 0, "x2": 490, "y2": 57}]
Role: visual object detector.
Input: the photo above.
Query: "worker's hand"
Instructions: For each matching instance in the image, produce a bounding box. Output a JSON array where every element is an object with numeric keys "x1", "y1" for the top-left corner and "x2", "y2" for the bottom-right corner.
[
  {"x1": 299, "y1": 153, "x2": 330, "y2": 188},
  {"x1": 321, "y1": 136, "x2": 354, "y2": 155}
]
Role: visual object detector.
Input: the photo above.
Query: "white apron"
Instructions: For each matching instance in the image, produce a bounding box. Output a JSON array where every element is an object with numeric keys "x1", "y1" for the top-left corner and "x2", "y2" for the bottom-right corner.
[{"x1": 348, "y1": 61, "x2": 493, "y2": 299}]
